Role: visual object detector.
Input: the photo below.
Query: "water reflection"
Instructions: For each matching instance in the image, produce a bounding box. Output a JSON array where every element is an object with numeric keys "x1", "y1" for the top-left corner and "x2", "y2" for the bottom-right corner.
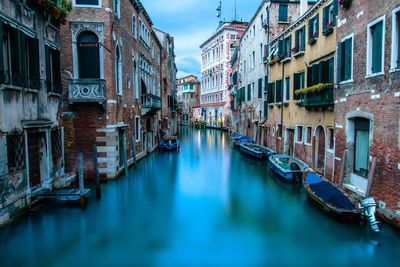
[{"x1": 0, "y1": 127, "x2": 400, "y2": 266}]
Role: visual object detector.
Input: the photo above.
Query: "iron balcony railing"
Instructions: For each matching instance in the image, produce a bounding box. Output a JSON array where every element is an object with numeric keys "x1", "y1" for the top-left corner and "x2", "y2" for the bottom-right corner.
[
  {"x1": 0, "y1": 69, "x2": 41, "y2": 90},
  {"x1": 298, "y1": 85, "x2": 334, "y2": 107},
  {"x1": 141, "y1": 93, "x2": 161, "y2": 109},
  {"x1": 68, "y1": 79, "x2": 106, "y2": 104}
]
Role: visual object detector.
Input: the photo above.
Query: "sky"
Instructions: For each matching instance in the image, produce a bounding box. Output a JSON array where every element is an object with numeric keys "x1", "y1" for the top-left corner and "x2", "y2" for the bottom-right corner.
[{"x1": 141, "y1": 0, "x2": 261, "y2": 79}]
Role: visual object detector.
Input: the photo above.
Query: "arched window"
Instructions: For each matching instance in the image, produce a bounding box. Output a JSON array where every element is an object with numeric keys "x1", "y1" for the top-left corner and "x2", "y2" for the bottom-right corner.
[
  {"x1": 77, "y1": 31, "x2": 100, "y2": 78},
  {"x1": 115, "y1": 45, "x2": 122, "y2": 95}
]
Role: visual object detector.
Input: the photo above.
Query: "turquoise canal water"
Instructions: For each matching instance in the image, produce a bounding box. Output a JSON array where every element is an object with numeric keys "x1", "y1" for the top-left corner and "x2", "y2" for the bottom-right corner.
[{"x1": 1, "y1": 127, "x2": 400, "y2": 266}]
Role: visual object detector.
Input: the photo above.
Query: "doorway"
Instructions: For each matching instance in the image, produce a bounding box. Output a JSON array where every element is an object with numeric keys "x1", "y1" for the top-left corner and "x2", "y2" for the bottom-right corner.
[
  {"x1": 28, "y1": 132, "x2": 46, "y2": 188},
  {"x1": 314, "y1": 126, "x2": 326, "y2": 174},
  {"x1": 286, "y1": 128, "x2": 295, "y2": 156}
]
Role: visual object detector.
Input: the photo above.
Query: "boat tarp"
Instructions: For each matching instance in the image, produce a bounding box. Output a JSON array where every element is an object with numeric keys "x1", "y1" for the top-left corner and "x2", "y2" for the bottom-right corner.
[{"x1": 309, "y1": 181, "x2": 355, "y2": 210}]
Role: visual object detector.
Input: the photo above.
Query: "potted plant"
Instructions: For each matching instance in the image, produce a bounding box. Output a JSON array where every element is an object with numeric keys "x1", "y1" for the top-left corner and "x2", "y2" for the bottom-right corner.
[
  {"x1": 323, "y1": 22, "x2": 334, "y2": 35},
  {"x1": 292, "y1": 47, "x2": 298, "y2": 54},
  {"x1": 308, "y1": 32, "x2": 317, "y2": 45},
  {"x1": 339, "y1": 0, "x2": 351, "y2": 8}
]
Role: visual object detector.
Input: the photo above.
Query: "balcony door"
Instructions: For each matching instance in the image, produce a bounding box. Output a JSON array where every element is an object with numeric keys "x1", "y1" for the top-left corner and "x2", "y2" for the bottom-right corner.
[{"x1": 77, "y1": 31, "x2": 100, "y2": 79}]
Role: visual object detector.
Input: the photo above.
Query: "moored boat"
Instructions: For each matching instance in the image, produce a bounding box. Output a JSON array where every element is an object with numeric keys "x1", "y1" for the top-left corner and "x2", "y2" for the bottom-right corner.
[
  {"x1": 159, "y1": 136, "x2": 180, "y2": 151},
  {"x1": 231, "y1": 135, "x2": 254, "y2": 147},
  {"x1": 303, "y1": 171, "x2": 361, "y2": 222},
  {"x1": 268, "y1": 154, "x2": 310, "y2": 182},
  {"x1": 239, "y1": 142, "x2": 276, "y2": 159}
]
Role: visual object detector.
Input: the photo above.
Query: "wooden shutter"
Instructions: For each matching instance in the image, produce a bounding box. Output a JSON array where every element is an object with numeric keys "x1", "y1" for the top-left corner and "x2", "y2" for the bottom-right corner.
[
  {"x1": 398, "y1": 15, "x2": 400, "y2": 67},
  {"x1": 53, "y1": 49, "x2": 61, "y2": 87},
  {"x1": 328, "y1": 57, "x2": 334, "y2": 84},
  {"x1": 307, "y1": 66, "x2": 312, "y2": 87},
  {"x1": 333, "y1": 1, "x2": 338, "y2": 27},
  {"x1": 337, "y1": 42, "x2": 342, "y2": 82},
  {"x1": 247, "y1": 84, "x2": 251, "y2": 101},
  {"x1": 344, "y1": 38, "x2": 352, "y2": 80},
  {"x1": 295, "y1": 29, "x2": 299, "y2": 50},
  {"x1": 288, "y1": 35, "x2": 292, "y2": 57},
  {"x1": 312, "y1": 64, "x2": 319, "y2": 85},
  {"x1": 10, "y1": 27, "x2": 20, "y2": 76},
  {"x1": 301, "y1": 26, "x2": 306, "y2": 51},
  {"x1": 28, "y1": 38, "x2": 40, "y2": 79},
  {"x1": 264, "y1": 101, "x2": 268, "y2": 117},
  {"x1": 308, "y1": 20, "x2": 312, "y2": 41},
  {"x1": 0, "y1": 21, "x2": 3, "y2": 71},
  {"x1": 276, "y1": 80, "x2": 282, "y2": 102},
  {"x1": 372, "y1": 22, "x2": 383, "y2": 73},
  {"x1": 293, "y1": 73, "x2": 299, "y2": 100},
  {"x1": 258, "y1": 78, "x2": 262, "y2": 99},
  {"x1": 316, "y1": 15, "x2": 319, "y2": 37},
  {"x1": 19, "y1": 32, "x2": 27, "y2": 84},
  {"x1": 45, "y1": 45, "x2": 51, "y2": 90},
  {"x1": 323, "y1": 6, "x2": 328, "y2": 31},
  {"x1": 278, "y1": 40, "x2": 283, "y2": 57},
  {"x1": 264, "y1": 75, "x2": 268, "y2": 92}
]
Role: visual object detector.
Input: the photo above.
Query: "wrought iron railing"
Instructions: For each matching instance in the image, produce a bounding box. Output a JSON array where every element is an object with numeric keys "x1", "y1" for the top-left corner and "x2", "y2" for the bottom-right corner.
[
  {"x1": 298, "y1": 85, "x2": 334, "y2": 107},
  {"x1": 141, "y1": 93, "x2": 161, "y2": 109},
  {"x1": 68, "y1": 79, "x2": 106, "y2": 104},
  {"x1": 0, "y1": 69, "x2": 41, "y2": 90}
]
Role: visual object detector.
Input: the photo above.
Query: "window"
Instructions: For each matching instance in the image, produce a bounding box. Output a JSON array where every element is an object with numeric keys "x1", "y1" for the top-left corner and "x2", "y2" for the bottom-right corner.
[
  {"x1": 0, "y1": 23, "x2": 40, "y2": 89},
  {"x1": 132, "y1": 14, "x2": 136, "y2": 38},
  {"x1": 293, "y1": 71, "x2": 305, "y2": 100},
  {"x1": 323, "y1": 1, "x2": 338, "y2": 33},
  {"x1": 305, "y1": 126, "x2": 312, "y2": 145},
  {"x1": 391, "y1": 8, "x2": 400, "y2": 69},
  {"x1": 267, "y1": 82, "x2": 275, "y2": 104},
  {"x1": 308, "y1": 14, "x2": 319, "y2": 43},
  {"x1": 74, "y1": 0, "x2": 100, "y2": 6},
  {"x1": 6, "y1": 128, "x2": 25, "y2": 173},
  {"x1": 247, "y1": 84, "x2": 251, "y2": 101},
  {"x1": 77, "y1": 31, "x2": 100, "y2": 79},
  {"x1": 367, "y1": 17, "x2": 385, "y2": 75},
  {"x1": 252, "y1": 82, "x2": 255, "y2": 100},
  {"x1": 230, "y1": 34, "x2": 236, "y2": 40},
  {"x1": 114, "y1": 0, "x2": 120, "y2": 17},
  {"x1": 279, "y1": 4, "x2": 288, "y2": 22},
  {"x1": 126, "y1": 74, "x2": 131, "y2": 89},
  {"x1": 328, "y1": 128, "x2": 334, "y2": 150},
  {"x1": 294, "y1": 26, "x2": 305, "y2": 53},
  {"x1": 277, "y1": 124, "x2": 282, "y2": 139},
  {"x1": 135, "y1": 116, "x2": 140, "y2": 142},
  {"x1": 296, "y1": 125, "x2": 303, "y2": 143},
  {"x1": 258, "y1": 78, "x2": 262, "y2": 99},
  {"x1": 115, "y1": 45, "x2": 122, "y2": 95},
  {"x1": 337, "y1": 35, "x2": 353, "y2": 82},
  {"x1": 275, "y1": 79, "x2": 283, "y2": 103},
  {"x1": 281, "y1": 35, "x2": 291, "y2": 59},
  {"x1": 138, "y1": 18, "x2": 150, "y2": 48},
  {"x1": 253, "y1": 25, "x2": 256, "y2": 37},
  {"x1": 284, "y1": 76, "x2": 290, "y2": 101},
  {"x1": 354, "y1": 118, "x2": 370, "y2": 178},
  {"x1": 151, "y1": 42, "x2": 154, "y2": 58},
  {"x1": 307, "y1": 57, "x2": 334, "y2": 87},
  {"x1": 252, "y1": 51, "x2": 255, "y2": 69},
  {"x1": 133, "y1": 60, "x2": 138, "y2": 99},
  {"x1": 45, "y1": 46, "x2": 61, "y2": 93},
  {"x1": 260, "y1": 43, "x2": 263, "y2": 62}
]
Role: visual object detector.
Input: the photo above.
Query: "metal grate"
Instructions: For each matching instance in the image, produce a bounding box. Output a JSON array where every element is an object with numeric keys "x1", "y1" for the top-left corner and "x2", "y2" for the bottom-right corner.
[
  {"x1": 6, "y1": 128, "x2": 25, "y2": 172},
  {"x1": 51, "y1": 128, "x2": 63, "y2": 158}
]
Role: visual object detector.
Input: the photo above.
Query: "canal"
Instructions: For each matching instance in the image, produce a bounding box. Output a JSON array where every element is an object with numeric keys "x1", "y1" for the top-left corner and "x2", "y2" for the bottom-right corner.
[{"x1": 1, "y1": 127, "x2": 400, "y2": 266}]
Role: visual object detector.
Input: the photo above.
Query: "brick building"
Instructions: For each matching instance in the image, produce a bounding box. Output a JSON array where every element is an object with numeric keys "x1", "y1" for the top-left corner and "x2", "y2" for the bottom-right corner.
[
  {"x1": 0, "y1": 0, "x2": 72, "y2": 225},
  {"x1": 154, "y1": 28, "x2": 178, "y2": 137},
  {"x1": 334, "y1": 0, "x2": 400, "y2": 226},
  {"x1": 176, "y1": 75, "x2": 200, "y2": 125},
  {"x1": 61, "y1": 0, "x2": 162, "y2": 180}
]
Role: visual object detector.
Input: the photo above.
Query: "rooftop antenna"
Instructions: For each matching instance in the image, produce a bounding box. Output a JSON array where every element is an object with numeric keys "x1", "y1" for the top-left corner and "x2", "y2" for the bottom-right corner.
[
  {"x1": 216, "y1": 1, "x2": 223, "y2": 27},
  {"x1": 234, "y1": 0, "x2": 237, "y2": 21}
]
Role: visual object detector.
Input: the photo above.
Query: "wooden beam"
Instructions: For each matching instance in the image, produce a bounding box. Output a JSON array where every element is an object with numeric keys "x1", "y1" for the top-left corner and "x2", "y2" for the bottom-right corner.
[
  {"x1": 338, "y1": 150, "x2": 347, "y2": 189},
  {"x1": 365, "y1": 157, "x2": 377, "y2": 198}
]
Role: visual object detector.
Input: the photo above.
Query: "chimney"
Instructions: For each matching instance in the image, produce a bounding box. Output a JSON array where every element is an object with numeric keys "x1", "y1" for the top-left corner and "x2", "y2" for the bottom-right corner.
[{"x1": 300, "y1": 0, "x2": 308, "y2": 16}]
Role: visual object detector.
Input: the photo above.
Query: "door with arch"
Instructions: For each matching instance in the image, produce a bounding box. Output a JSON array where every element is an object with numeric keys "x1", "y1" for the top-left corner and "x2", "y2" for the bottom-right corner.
[{"x1": 314, "y1": 126, "x2": 326, "y2": 174}]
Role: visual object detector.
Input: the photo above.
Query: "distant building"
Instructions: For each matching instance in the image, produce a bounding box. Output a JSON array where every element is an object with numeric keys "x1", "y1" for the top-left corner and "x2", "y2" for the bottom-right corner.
[
  {"x1": 177, "y1": 75, "x2": 201, "y2": 124},
  {"x1": 61, "y1": 0, "x2": 162, "y2": 179},
  {"x1": 154, "y1": 28, "x2": 178, "y2": 137},
  {"x1": 0, "y1": 1, "x2": 71, "y2": 225},
  {"x1": 334, "y1": 0, "x2": 400, "y2": 227},
  {"x1": 200, "y1": 21, "x2": 247, "y2": 128}
]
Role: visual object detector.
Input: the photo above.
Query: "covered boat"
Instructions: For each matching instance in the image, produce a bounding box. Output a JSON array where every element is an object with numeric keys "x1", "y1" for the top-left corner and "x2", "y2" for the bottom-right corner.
[
  {"x1": 231, "y1": 135, "x2": 254, "y2": 147},
  {"x1": 303, "y1": 171, "x2": 360, "y2": 222},
  {"x1": 268, "y1": 154, "x2": 310, "y2": 182},
  {"x1": 239, "y1": 143, "x2": 276, "y2": 159},
  {"x1": 159, "y1": 136, "x2": 180, "y2": 151}
]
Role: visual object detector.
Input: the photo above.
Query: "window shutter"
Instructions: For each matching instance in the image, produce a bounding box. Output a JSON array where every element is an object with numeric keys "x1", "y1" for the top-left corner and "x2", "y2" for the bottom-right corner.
[
  {"x1": 332, "y1": 1, "x2": 338, "y2": 26},
  {"x1": 293, "y1": 73, "x2": 299, "y2": 100},
  {"x1": 45, "y1": 46, "x2": 51, "y2": 88},
  {"x1": 316, "y1": 15, "x2": 319, "y2": 37},
  {"x1": 29, "y1": 38, "x2": 40, "y2": 79},
  {"x1": 323, "y1": 6, "x2": 328, "y2": 30},
  {"x1": 337, "y1": 42, "x2": 342, "y2": 82},
  {"x1": 295, "y1": 30, "x2": 299, "y2": 50},
  {"x1": 307, "y1": 66, "x2": 312, "y2": 87},
  {"x1": 345, "y1": 38, "x2": 352, "y2": 80},
  {"x1": 398, "y1": 15, "x2": 400, "y2": 67},
  {"x1": 312, "y1": 64, "x2": 319, "y2": 85},
  {"x1": 288, "y1": 36, "x2": 292, "y2": 57},
  {"x1": 301, "y1": 26, "x2": 306, "y2": 51},
  {"x1": 278, "y1": 40, "x2": 283, "y2": 57},
  {"x1": 53, "y1": 50, "x2": 61, "y2": 86},
  {"x1": 264, "y1": 101, "x2": 268, "y2": 117},
  {"x1": 258, "y1": 78, "x2": 262, "y2": 99},
  {"x1": 0, "y1": 22, "x2": 3, "y2": 71},
  {"x1": 19, "y1": 32, "x2": 27, "y2": 83},
  {"x1": 328, "y1": 57, "x2": 335, "y2": 84},
  {"x1": 247, "y1": 84, "x2": 251, "y2": 101},
  {"x1": 372, "y1": 22, "x2": 383, "y2": 73},
  {"x1": 308, "y1": 20, "x2": 312, "y2": 41},
  {"x1": 10, "y1": 28, "x2": 20, "y2": 75},
  {"x1": 264, "y1": 75, "x2": 268, "y2": 91}
]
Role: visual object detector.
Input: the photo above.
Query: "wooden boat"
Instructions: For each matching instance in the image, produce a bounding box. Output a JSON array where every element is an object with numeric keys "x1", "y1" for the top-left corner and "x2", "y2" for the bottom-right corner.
[
  {"x1": 159, "y1": 136, "x2": 180, "y2": 151},
  {"x1": 303, "y1": 171, "x2": 361, "y2": 222},
  {"x1": 231, "y1": 135, "x2": 254, "y2": 147},
  {"x1": 239, "y1": 142, "x2": 276, "y2": 159},
  {"x1": 268, "y1": 154, "x2": 310, "y2": 182}
]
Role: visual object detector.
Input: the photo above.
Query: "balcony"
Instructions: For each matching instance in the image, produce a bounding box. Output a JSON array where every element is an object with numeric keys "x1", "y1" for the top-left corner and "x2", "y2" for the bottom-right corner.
[
  {"x1": 68, "y1": 79, "x2": 106, "y2": 105},
  {"x1": 298, "y1": 85, "x2": 334, "y2": 108},
  {"x1": 141, "y1": 93, "x2": 161, "y2": 115}
]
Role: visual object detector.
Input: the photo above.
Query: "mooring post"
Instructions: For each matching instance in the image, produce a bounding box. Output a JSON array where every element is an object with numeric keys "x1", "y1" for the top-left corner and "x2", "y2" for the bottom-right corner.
[
  {"x1": 365, "y1": 157, "x2": 377, "y2": 198},
  {"x1": 131, "y1": 136, "x2": 137, "y2": 168},
  {"x1": 123, "y1": 140, "x2": 129, "y2": 178},
  {"x1": 93, "y1": 144, "x2": 101, "y2": 199},
  {"x1": 338, "y1": 150, "x2": 347, "y2": 189},
  {"x1": 78, "y1": 152, "x2": 86, "y2": 208}
]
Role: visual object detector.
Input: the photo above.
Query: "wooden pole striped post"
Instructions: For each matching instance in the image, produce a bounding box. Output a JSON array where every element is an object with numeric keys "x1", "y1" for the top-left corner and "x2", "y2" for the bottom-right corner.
[
  {"x1": 93, "y1": 144, "x2": 101, "y2": 199},
  {"x1": 338, "y1": 150, "x2": 347, "y2": 189},
  {"x1": 365, "y1": 157, "x2": 377, "y2": 198},
  {"x1": 78, "y1": 152, "x2": 86, "y2": 208},
  {"x1": 131, "y1": 137, "x2": 137, "y2": 168},
  {"x1": 123, "y1": 139, "x2": 129, "y2": 178}
]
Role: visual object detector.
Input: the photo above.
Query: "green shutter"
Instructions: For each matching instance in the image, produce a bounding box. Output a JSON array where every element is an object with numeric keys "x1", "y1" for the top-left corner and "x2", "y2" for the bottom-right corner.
[
  {"x1": 258, "y1": 78, "x2": 262, "y2": 99},
  {"x1": 308, "y1": 20, "x2": 312, "y2": 41},
  {"x1": 247, "y1": 84, "x2": 251, "y2": 101},
  {"x1": 372, "y1": 21, "x2": 383, "y2": 73},
  {"x1": 316, "y1": 15, "x2": 319, "y2": 37},
  {"x1": 344, "y1": 38, "x2": 352, "y2": 80},
  {"x1": 312, "y1": 64, "x2": 319, "y2": 85},
  {"x1": 337, "y1": 42, "x2": 342, "y2": 82},
  {"x1": 307, "y1": 66, "x2": 312, "y2": 87},
  {"x1": 264, "y1": 75, "x2": 268, "y2": 91},
  {"x1": 276, "y1": 80, "x2": 282, "y2": 103},
  {"x1": 264, "y1": 101, "x2": 268, "y2": 117},
  {"x1": 398, "y1": 15, "x2": 400, "y2": 67},
  {"x1": 328, "y1": 57, "x2": 335, "y2": 84},
  {"x1": 295, "y1": 29, "x2": 299, "y2": 50},
  {"x1": 45, "y1": 45, "x2": 51, "y2": 89},
  {"x1": 279, "y1": 5, "x2": 288, "y2": 21},
  {"x1": 288, "y1": 35, "x2": 292, "y2": 57},
  {"x1": 301, "y1": 26, "x2": 306, "y2": 51},
  {"x1": 0, "y1": 21, "x2": 3, "y2": 71},
  {"x1": 332, "y1": 1, "x2": 338, "y2": 27},
  {"x1": 323, "y1": 6, "x2": 328, "y2": 30},
  {"x1": 278, "y1": 40, "x2": 283, "y2": 57},
  {"x1": 293, "y1": 73, "x2": 299, "y2": 100},
  {"x1": 285, "y1": 77, "x2": 290, "y2": 101},
  {"x1": 10, "y1": 27, "x2": 19, "y2": 75}
]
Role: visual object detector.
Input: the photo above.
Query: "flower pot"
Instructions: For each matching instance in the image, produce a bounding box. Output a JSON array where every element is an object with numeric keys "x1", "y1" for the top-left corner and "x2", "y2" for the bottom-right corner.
[
  {"x1": 339, "y1": 0, "x2": 351, "y2": 8},
  {"x1": 323, "y1": 27, "x2": 334, "y2": 36}
]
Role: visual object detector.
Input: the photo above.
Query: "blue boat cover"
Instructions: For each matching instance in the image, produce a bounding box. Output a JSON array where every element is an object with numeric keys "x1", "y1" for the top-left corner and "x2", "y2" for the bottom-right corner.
[{"x1": 306, "y1": 173, "x2": 355, "y2": 210}]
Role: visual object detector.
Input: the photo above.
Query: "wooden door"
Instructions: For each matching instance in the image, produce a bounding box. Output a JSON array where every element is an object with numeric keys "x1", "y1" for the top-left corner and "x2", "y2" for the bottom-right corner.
[
  {"x1": 316, "y1": 127, "x2": 325, "y2": 173},
  {"x1": 28, "y1": 133, "x2": 41, "y2": 188},
  {"x1": 288, "y1": 129, "x2": 294, "y2": 156}
]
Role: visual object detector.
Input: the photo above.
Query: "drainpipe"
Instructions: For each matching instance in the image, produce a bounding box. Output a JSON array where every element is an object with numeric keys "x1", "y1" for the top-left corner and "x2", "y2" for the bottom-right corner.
[{"x1": 281, "y1": 58, "x2": 284, "y2": 154}]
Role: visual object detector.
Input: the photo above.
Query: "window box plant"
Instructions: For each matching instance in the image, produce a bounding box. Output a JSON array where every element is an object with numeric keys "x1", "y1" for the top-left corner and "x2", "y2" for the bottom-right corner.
[
  {"x1": 267, "y1": 56, "x2": 281, "y2": 66},
  {"x1": 35, "y1": 0, "x2": 72, "y2": 24},
  {"x1": 323, "y1": 22, "x2": 334, "y2": 35},
  {"x1": 339, "y1": 0, "x2": 352, "y2": 8}
]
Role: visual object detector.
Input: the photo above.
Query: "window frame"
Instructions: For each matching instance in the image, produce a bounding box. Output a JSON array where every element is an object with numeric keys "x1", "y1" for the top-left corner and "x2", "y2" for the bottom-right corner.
[
  {"x1": 390, "y1": 7, "x2": 400, "y2": 71},
  {"x1": 114, "y1": 0, "x2": 120, "y2": 18},
  {"x1": 73, "y1": 0, "x2": 101, "y2": 8},
  {"x1": 132, "y1": 14, "x2": 137, "y2": 38},
  {"x1": 284, "y1": 76, "x2": 290, "y2": 102},
  {"x1": 338, "y1": 33, "x2": 354, "y2": 84},
  {"x1": 135, "y1": 115, "x2": 141, "y2": 142},
  {"x1": 366, "y1": 15, "x2": 385, "y2": 78},
  {"x1": 327, "y1": 127, "x2": 335, "y2": 152},
  {"x1": 304, "y1": 125, "x2": 312, "y2": 146},
  {"x1": 295, "y1": 124, "x2": 304, "y2": 144}
]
